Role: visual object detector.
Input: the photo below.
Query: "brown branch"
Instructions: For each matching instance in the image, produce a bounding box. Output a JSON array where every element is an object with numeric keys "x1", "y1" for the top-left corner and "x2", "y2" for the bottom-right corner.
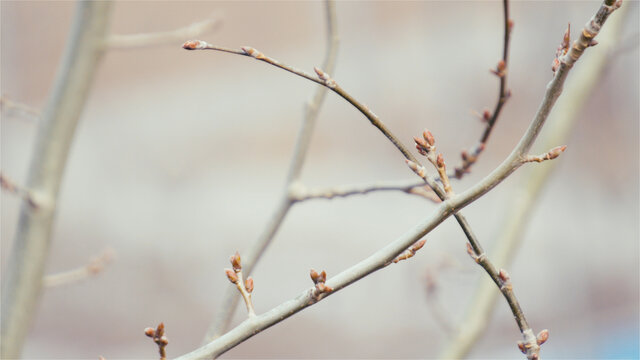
[
  {"x1": 288, "y1": 180, "x2": 438, "y2": 202},
  {"x1": 452, "y1": 0, "x2": 513, "y2": 179}
]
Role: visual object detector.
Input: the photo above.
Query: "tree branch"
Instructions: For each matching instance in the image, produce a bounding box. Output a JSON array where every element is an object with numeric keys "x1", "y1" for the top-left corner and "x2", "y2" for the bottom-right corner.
[
  {"x1": 176, "y1": 1, "x2": 620, "y2": 358},
  {"x1": 438, "y1": 2, "x2": 629, "y2": 356},
  {"x1": 452, "y1": 0, "x2": 513, "y2": 179},
  {"x1": 201, "y1": 0, "x2": 339, "y2": 342},
  {"x1": 0, "y1": 3, "x2": 112, "y2": 358}
]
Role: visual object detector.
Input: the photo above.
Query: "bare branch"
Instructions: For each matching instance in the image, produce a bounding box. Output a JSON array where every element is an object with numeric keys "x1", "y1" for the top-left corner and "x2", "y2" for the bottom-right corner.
[
  {"x1": 43, "y1": 248, "x2": 115, "y2": 288},
  {"x1": 451, "y1": 0, "x2": 513, "y2": 179},
  {"x1": 224, "y1": 252, "x2": 256, "y2": 317},
  {"x1": 288, "y1": 180, "x2": 435, "y2": 202},
  {"x1": 438, "y1": 3, "x2": 629, "y2": 357},
  {"x1": 176, "y1": 2, "x2": 620, "y2": 358},
  {"x1": 522, "y1": 145, "x2": 567, "y2": 163},
  {"x1": 106, "y1": 18, "x2": 220, "y2": 50},
  {"x1": 202, "y1": 0, "x2": 339, "y2": 342},
  {"x1": 0, "y1": 3, "x2": 112, "y2": 358}
]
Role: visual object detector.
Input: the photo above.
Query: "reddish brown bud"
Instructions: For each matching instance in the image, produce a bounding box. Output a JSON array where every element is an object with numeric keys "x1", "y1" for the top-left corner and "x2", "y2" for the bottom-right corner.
[
  {"x1": 323, "y1": 285, "x2": 334, "y2": 292},
  {"x1": 310, "y1": 269, "x2": 320, "y2": 283},
  {"x1": 225, "y1": 268, "x2": 238, "y2": 283},
  {"x1": 156, "y1": 323, "x2": 164, "y2": 336},
  {"x1": 436, "y1": 153, "x2": 445, "y2": 169},
  {"x1": 537, "y1": 329, "x2": 549, "y2": 345},
  {"x1": 517, "y1": 341, "x2": 526, "y2": 354},
  {"x1": 144, "y1": 327, "x2": 155, "y2": 337},
  {"x1": 508, "y1": 19, "x2": 514, "y2": 32},
  {"x1": 159, "y1": 336, "x2": 169, "y2": 345},
  {"x1": 423, "y1": 130, "x2": 435, "y2": 146},
  {"x1": 412, "y1": 238, "x2": 426, "y2": 252},
  {"x1": 498, "y1": 269, "x2": 510, "y2": 283},
  {"x1": 241, "y1": 46, "x2": 261, "y2": 58},
  {"x1": 548, "y1": 145, "x2": 567, "y2": 159},
  {"x1": 497, "y1": 60, "x2": 506, "y2": 72},
  {"x1": 245, "y1": 277, "x2": 254, "y2": 293},
  {"x1": 319, "y1": 270, "x2": 327, "y2": 283},
  {"x1": 230, "y1": 252, "x2": 242, "y2": 270},
  {"x1": 482, "y1": 110, "x2": 491, "y2": 122},
  {"x1": 414, "y1": 136, "x2": 428, "y2": 150},
  {"x1": 182, "y1": 40, "x2": 206, "y2": 50}
]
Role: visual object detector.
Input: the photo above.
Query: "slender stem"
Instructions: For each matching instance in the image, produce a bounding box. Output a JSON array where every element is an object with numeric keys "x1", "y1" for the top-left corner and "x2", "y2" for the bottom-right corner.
[
  {"x1": 439, "y1": 4, "x2": 628, "y2": 356},
  {"x1": 201, "y1": 0, "x2": 339, "y2": 342},
  {"x1": 0, "y1": 2, "x2": 112, "y2": 358},
  {"x1": 289, "y1": 180, "x2": 431, "y2": 202},
  {"x1": 452, "y1": 0, "x2": 512, "y2": 179},
  {"x1": 106, "y1": 18, "x2": 220, "y2": 50}
]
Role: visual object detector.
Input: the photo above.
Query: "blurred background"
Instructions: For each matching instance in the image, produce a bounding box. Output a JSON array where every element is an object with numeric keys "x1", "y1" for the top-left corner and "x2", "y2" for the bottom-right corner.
[{"x1": 1, "y1": 1, "x2": 638, "y2": 359}]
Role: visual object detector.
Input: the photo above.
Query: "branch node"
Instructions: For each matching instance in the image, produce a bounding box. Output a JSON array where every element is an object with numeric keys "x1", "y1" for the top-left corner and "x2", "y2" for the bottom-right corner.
[
  {"x1": 310, "y1": 269, "x2": 333, "y2": 299},
  {"x1": 225, "y1": 252, "x2": 256, "y2": 317},
  {"x1": 144, "y1": 322, "x2": 168, "y2": 360},
  {"x1": 523, "y1": 145, "x2": 567, "y2": 163}
]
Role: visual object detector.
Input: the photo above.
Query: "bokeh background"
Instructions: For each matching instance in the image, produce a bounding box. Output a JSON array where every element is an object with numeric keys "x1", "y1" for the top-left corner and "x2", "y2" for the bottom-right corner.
[{"x1": 1, "y1": 1, "x2": 638, "y2": 359}]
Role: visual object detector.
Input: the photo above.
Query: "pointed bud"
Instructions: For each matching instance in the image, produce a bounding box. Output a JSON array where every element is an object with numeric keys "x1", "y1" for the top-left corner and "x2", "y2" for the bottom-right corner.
[
  {"x1": 436, "y1": 153, "x2": 445, "y2": 169},
  {"x1": 319, "y1": 270, "x2": 327, "y2": 283},
  {"x1": 414, "y1": 136, "x2": 428, "y2": 149},
  {"x1": 548, "y1": 145, "x2": 567, "y2": 160},
  {"x1": 412, "y1": 238, "x2": 426, "y2": 252},
  {"x1": 508, "y1": 19, "x2": 514, "y2": 32},
  {"x1": 310, "y1": 269, "x2": 320, "y2": 283},
  {"x1": 498, "y1": 269, "x2": 510, "y2": 283},
  {"x1": 423, "y1": 130, "x2": 435, "y2": 146},
  {"x1": 225, "y1": 268, "x2": 238, "y2": 283},
  {"x1": 241, "y1": 46, "x2": 261, "y2": 58},
  {"x1": 156, "y1": 323, "x2": 165, "y2": 336},
  {"x1": 517, "y1": 341, "x2": 526, "y2": 354},
  {"x1": 466, "y1": 243, "x2": 474, "y2": 257},
  {"x1": 245, "y1": 277, "x2": 254, "y2": 293},
  {"x1": 230, "y1": 252, "x2": 242, "y2": 270},
  {"x1": 537, "y1": 329, "x2": 549, "y2": 345}
]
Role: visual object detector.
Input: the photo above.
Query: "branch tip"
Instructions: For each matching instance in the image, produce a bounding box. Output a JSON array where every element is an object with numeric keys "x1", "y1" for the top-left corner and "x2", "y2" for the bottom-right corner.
[{"x1": 182, "y1": 40, "x2": 208, "y2": 50}]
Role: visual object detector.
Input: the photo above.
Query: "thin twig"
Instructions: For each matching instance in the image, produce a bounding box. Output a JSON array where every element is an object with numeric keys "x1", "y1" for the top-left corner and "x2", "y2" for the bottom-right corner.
[
  {"x1": 288, "y1": 180, "x2": 436, "y2": 202},
  {"x1": 452, "y1": 0, "x2": 513, "y2": 179},
  {"x1": 106, "y1": 18, "x2": 220, "y2": 50},
  {"x1": 438, "y1": 3, "x2": 628, "y2": 357},
  {"x1": 201, "y1": 0, "x2": 339, "y2": 342},
  {"x1": 176, "y1": 2, "x2": 619, "y2": 358},
  {"x1": 144, "y1": 323, "x2": 168, "y2": 360},
  {"x1": 0, "y1": 172, "x2": 38, "y2": 208},
  {"x1": 43, "y1": 248, "x2": 115, "y2": 288},
  {"x1": 0, "y1": 3, "x2": 112, "y2": 358}
]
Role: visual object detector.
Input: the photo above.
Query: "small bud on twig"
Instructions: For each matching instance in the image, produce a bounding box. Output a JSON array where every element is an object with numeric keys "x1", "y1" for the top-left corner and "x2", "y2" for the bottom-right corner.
[
  {"x1": 393, "y1": 238, "x2": 427, "y2": 263},
  {"x1": 241, "y1": 46, "x2": 265, "y2": 60},
  {"x1": 524, "y1": 145, "x2": 568, "y2": 163},
  {"x1": 225, "y1": 268, "x2": 238, "y2": 283},
  {"x1": 245, "y1": 277, "x2": 254, "y2": 293},
  {"x1": 230, "y1": 252, "x2": 242, "y2": 271},
  {"x1": 536, "y1": 329, "x2": 549, "y2": 345},
  {"x1": 182, "y1": 40, "x2": 208, "y2": 50}
]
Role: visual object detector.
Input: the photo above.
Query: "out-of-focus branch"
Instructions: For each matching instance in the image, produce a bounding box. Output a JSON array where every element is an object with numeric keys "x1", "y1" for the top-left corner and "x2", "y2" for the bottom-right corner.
[
  {"x1": 0, "y1": 3, "x2": 112, "y2": 358},
  {"x1": 0, "y1": 96, "x2": 40, "y2": 121},
  {"x1": 0, "y1": 172, "x2": 38, "y2": 208},
  {"x1": 201, "y1": 0, "x2": 339, "y2": 342},
  {"x1": 451, "y1": 0, "x2": 513, "y2": 179},
  {"x1": 288, "y1": 180, "x2": 438, "y2": 202},
  {"x1": 43, "y1": 249, "x2": 115, "y2": 288},
  {"x1": 105, "y1": 18, "x2": 220, "y2": 50},
  {"x1": 439, "y1": 3, "x2": 629, "y2": 357},
  {"x1": 144, "y1": 323, "x2": 169, "y2": 360}
]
